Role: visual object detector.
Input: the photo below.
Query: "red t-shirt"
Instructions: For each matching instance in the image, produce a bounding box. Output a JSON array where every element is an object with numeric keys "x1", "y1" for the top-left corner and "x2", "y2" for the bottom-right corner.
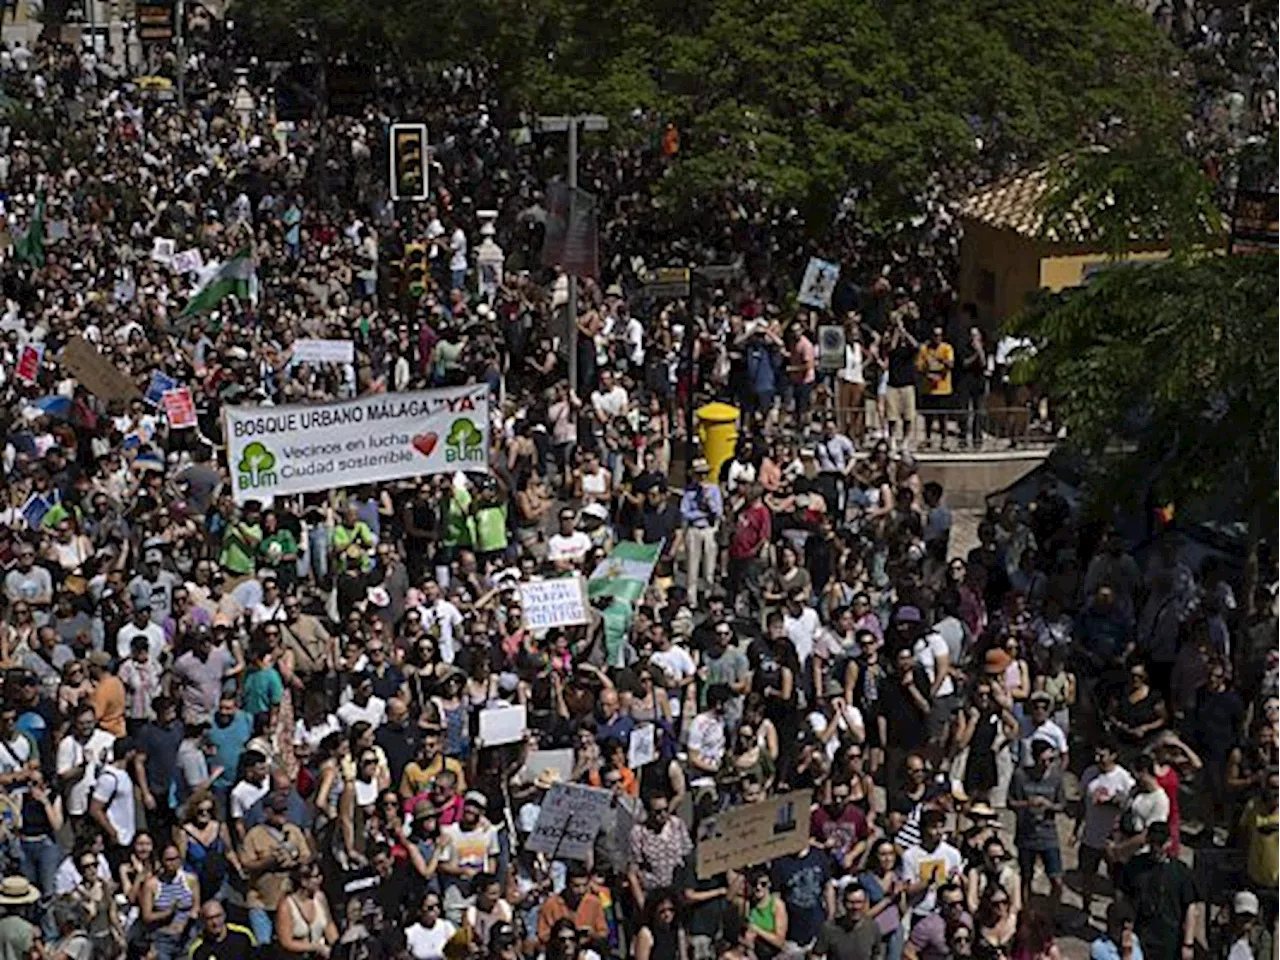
[{"x1": 730, "y1": 503, "x2": 771, "y2": 560}]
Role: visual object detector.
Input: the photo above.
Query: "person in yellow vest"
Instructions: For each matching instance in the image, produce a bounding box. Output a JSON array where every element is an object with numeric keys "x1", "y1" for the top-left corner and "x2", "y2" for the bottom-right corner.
[{"x1": 916, "y1": 325, "x2": 955, "y2": 451}]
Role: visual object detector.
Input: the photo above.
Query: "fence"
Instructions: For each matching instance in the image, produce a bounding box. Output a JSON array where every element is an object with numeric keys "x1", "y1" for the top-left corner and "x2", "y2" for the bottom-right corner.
[{"x1": 829, "y1": 404, "x2": 1058, "y2": 451}]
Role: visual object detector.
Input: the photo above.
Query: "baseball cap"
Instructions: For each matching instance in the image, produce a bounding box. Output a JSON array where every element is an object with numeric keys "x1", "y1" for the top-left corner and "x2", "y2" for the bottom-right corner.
[
  {"x1": 143, "y1": 548, "x2": 163, "y2": 565},
  {"x1": 1029, "y1": 690, "x2": 1053, "y2": 706},
  {"x1": 1234, "y1": 891, "x2": 1260, "y2": 915},
  {"x1": 894, "y1": 606, "x2": 922, "y2": 624},
  {"x1": 463, "y1": 790, "x2": 488, "y2": 810}
]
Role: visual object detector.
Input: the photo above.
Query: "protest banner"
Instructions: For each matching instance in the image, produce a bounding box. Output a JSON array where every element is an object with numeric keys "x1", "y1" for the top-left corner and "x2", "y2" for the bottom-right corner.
[
  {"x1": 695, "y1": 789, "x2": 812, "y2": 879},
  {"x1": 150, "y1": 237, "x2": 175, "y2": 263},
  {"x1": 162, "y1": 388, "x2": 197, "y2": 429},
  {"x1": 144, "y1": 371, "x2": 178, "y2": 407},
  {"x1": 477, "y1": 704, "x2": 527, "y2": 747},
  {"x1": 171, "y1": 248, "x2": 204, "y2": 274},
  {"x1": 224, "y1": 385, "x2": 490, "y2": 504},
  {"x1": 627, "y1": 724, "x2": 657, "y2": 769},
  {"x1": 291, "y1": 338, "x2": 355, "y2": 365},
  {"x1": 526, "y1": 783, "x2": 613, "y2": 861},
  {"x1": 520, "y1": 577, "x2": 589, "y2": 630},
  {"x1": 14, "y1": 345, "x2": 41, "y2": 384},
  {"x1": 62, "y1": 337, "x2": 141, "y2": 401},
  {"x1": 798, "y1": 256, "x2": 840, "y2": 309}
]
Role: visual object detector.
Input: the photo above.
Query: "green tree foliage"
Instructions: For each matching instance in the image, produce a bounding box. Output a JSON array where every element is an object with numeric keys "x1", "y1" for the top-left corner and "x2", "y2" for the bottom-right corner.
[{"x1": 230, "y1": 0, "x2": 1187, "y2": 233}]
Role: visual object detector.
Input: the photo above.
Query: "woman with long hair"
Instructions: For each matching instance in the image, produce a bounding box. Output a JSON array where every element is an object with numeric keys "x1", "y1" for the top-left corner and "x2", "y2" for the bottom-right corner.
[
  {"x1": 859, "y1": 838, "x2": 906, "y2": 960},
  {"x1": 173, "y1": 791, "x2": 239, "y2": 905},
  {"x1": 276, "y1": 863, "x2": 338, "y2": 958},
  {"x1": 635, "y1": 887, "x2": 687, "y2": 960}
]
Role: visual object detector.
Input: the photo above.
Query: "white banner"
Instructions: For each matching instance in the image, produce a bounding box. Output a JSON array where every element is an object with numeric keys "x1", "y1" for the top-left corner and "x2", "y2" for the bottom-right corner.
[
  {"x1": 520, "y1": 577, "x2": 589, "y2": 630},
  {"x1": 292, "y1": 338, "x2": 355, "y2": 365},
  {"x1": 225, "y1": 386, "x2": 490, "y2": 503}
]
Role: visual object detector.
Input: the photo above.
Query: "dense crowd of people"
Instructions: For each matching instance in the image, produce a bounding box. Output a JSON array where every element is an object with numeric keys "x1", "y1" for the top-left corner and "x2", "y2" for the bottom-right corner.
[{"x1": 0, "y1": 8, "x2": 1267, "y2": 960}]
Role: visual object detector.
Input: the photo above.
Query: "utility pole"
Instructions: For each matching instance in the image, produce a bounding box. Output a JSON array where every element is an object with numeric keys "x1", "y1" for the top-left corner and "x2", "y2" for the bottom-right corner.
[
  {"x1": 175, "y1": 0, "x2": 185, "y2": 109},
  {"x1": 535, "y1": 114, "x2": 608, "y2": 397}
]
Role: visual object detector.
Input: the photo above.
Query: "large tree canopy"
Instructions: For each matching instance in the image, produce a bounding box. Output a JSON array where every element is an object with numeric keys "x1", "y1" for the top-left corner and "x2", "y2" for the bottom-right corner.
[{"x1": 231, "y1": 0, "x2": 1189, "y2": 235}]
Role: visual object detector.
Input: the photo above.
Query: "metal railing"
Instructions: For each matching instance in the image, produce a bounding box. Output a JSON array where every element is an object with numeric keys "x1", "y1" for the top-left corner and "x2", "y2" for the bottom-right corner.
[{"x1": 826, "y1": 405, "x2": 1059, "y2": 451}]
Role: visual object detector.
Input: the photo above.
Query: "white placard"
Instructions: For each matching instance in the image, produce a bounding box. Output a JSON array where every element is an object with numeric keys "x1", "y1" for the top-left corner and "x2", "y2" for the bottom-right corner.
[
  {"x1": 478, "y1": 704, "x2": 527, "y2": 747},
  {"x1": 526, "y1": 783, "x2": 613, "y2": 861},
  {"x1": 522, "y1": 749, "x2": 574, "y2": 785},
  {"x1": 627, "y1": 724, "x2": 657, "y2": 769},
  {"x1": 520, "y1": 577, "x2": 589, "y2": 630},
  {"x1": 798, "y1": 256, "x2": 840, "y2": 309},
  {"x1": 150, "y1": 237, "x2": 175, "y2": 263},
  {"x1": 171, "y1": 248, "x2": 204, "y2": 274},
  {"x1": 224, "y1": 386, "x2": 490, "y2": 503},
  {"x1": 292, "y1": 338, "x2": 355, "y2": 366}
]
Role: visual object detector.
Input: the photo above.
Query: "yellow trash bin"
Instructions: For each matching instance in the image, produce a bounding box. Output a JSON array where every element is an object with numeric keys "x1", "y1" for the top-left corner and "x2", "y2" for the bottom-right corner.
[{"x1": 696, "y1": 402, "x2": 740, "y2": 481}]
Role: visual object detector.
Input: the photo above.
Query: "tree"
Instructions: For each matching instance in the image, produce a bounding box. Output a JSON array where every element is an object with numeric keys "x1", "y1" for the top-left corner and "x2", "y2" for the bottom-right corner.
[
  {"x1": 231, "y1": 0, "x2": 1189, "y2": 241},
  {"x1": 1011, "y1": 254, "x2": 1277, "y2": 533}
]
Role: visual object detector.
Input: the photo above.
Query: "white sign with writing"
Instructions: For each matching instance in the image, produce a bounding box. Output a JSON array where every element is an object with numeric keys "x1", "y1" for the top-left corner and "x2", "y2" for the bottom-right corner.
[
  {"x1": 520, "y1": 577, "x2": 589, "y2": 630},
  {"x1": 224, "y1": 385, "x2": 490, "y2": 503},
  {"x1": 171, "y1": 248, "x2": 205, "y2": 274},
  {"x1": 292, "y1": 338, "x2": 355, "y2": 365},
  {"x1": 526, "y1": 783, "x2": 613, "y2": 861},
  {"x1": 627, "y1": 724, "x2": 657, "y2": 769},
  {"x1": 478, "y1": 704, "x2": 527, "y2": 747}
]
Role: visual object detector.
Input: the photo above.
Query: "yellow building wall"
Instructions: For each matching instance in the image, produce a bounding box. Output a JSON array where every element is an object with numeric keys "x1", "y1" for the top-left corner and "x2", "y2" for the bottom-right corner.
[
  {"x1": 1038, "y1": 249, "x2": 1171, "y2": 291},
  {"x1": 957, "y1": 220, "x2": 1043, "y2": 331}
]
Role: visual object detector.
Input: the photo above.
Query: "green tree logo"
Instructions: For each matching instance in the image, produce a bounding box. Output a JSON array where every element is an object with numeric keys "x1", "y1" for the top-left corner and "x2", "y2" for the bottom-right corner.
[
  {"x1": 237, "y1": 441, "x2": 278, "y2": 489},
  {"x1": 445, "y1": 418, "x2": 484, "y2": 463}
]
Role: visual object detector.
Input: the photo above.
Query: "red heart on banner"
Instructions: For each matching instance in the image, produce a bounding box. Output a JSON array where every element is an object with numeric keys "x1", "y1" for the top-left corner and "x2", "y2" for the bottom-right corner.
[{"x1": 412, "y1": 433, "x2": 438, "y2": 457}]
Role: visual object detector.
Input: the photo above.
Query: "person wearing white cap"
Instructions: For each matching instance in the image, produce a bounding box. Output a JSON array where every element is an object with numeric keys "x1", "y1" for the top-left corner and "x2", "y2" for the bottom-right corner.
[{"x1": 1225, "y1": 891, "x2": 1272, "y2": 960}]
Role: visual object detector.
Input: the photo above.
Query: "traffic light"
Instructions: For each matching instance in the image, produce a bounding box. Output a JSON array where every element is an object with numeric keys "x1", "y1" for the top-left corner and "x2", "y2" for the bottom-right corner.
[
  {"x1": 403, "y1": 243, "x2": 429, "y2": 296},
  {"x1": 390, "y1": 124, "x2": 428, "y2": 201}
]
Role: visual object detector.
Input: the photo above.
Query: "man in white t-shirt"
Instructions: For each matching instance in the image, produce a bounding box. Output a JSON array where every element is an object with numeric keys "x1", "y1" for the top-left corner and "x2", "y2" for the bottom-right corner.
[
  {"x1": 0, "y1": 704, "x2": 37, "y2": 794},
  {"x1": 590, "y1": 369, "x2": 629, "y2": 424},
  {"x1": 1020, "y1": 692, "x2": 1069, "y2": 769},
  {"x1": 900, "y1": 809, "x2": 964, "y2": 918},
  {"x1": 649, "y1": 625, "x2": 696, "y2": 722},
  {"x1": 1077, "y1": 743, "x2": 1136, "y2": 919},
  {"x1": 686, "y1": 686, "x2": 730, "y2": 776},
  {"x1": 547, "y1": 509, "x2": 592, "y2": 569},
  {"x1": 783, "y1": 591, "x2": 820, "y2": 670},
  {"x1": 897, "y1": 606, "x2": 955, "y2": 744},
  {"x1": 418, "y1": 580, "x2": 464, "y2": 663},
  {"x1": 336, "y1": 674, "x2": 388, "y2": 730},
  {"x1": 89, "y1": 737, "x2": 139, "y2": 853},
  {"x1": 1112, "y1": 755, "x2": 1171, "y2": 863},
  {"x1": 229, "y1": 750, "x2": 271, "y2": 838},
  {"x1": 56, "y1": 705, "x2": 117, "y2": 819}
]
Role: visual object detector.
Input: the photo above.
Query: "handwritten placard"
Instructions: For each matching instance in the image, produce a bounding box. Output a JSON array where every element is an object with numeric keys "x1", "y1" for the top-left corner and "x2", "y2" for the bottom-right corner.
[
  {"x1": 520, "y1": 577, "x2": 589, "y2": 630},
  {"x1": 478, "y1": 704, "x2": 527, "y2": 747},
  {"x1": 627, "y1": 724, "x2": 657, "y2": 769},
  {"x1": 526, "y1": 783, "x2": 613, "y2": 861},
  {"x1": 695, "y1": 789, "x2": 812, "y2": 879}
]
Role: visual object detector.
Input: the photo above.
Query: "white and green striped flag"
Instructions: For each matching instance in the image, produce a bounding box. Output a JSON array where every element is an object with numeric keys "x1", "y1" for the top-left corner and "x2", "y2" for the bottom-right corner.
[
  {"x1": 587, "y1": 540, "x2": 661, "y2": 604},
  {"x1": 180, "y1": 248, "x2": 255, "y2": 317}
]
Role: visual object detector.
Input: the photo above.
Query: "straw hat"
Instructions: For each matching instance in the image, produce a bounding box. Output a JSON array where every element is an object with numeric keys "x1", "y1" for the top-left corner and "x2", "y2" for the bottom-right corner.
[{"x1": 0, "y1": 876, "x2": 39, "y2": 905}]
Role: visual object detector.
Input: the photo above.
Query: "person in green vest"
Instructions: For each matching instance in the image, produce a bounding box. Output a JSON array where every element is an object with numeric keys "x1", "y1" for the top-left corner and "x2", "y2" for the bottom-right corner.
[
  {"x1": 330, "y1": 501, "x2": 375, "y2": 572},
  {"x1": 442, "y1": 478, "x2": 476, "y2": 558},
  {"x1": 219, "y1": 500, "x2": 263, "y2": 577},
  {"x1": 472, "y1": 473, "x2": 510, "y2": 561}
]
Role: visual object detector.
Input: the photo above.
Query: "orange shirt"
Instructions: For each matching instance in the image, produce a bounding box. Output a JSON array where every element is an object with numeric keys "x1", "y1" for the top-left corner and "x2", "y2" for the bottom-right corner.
[
  {"x1": 91, "y1": 675, "x2": 127, "y2": 737},
  {"x1": 536, "y1": 892, "x2": 609, "y2": 945}
]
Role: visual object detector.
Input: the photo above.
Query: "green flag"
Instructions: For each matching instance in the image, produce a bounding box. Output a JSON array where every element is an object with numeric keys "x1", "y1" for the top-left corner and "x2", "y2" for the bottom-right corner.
[
  {"x1": 587, "y1": 540, "x2": 662, "y2": 604},
  {"x1": 13, "y1": 193, "x2": 44, "y2": 268},
  {"x1": 180, "y1": 248, "x2": 255, "y2": 317}
]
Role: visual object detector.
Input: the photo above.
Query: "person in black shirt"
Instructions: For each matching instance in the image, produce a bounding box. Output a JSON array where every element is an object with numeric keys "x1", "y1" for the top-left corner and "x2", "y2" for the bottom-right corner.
[
  {"x1": 879, "y1": 646, "x2": 932, "y2": 792},
  {"x1": 640, "y1": 484, "x2": 681, "y2": 561},
  {"x1": 188, "y1": 900, "x2": 255, "y2": 960}
]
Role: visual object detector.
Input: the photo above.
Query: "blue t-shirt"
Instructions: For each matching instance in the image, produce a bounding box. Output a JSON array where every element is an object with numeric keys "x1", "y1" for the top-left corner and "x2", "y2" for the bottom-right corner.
[
  {"x1": 1091, "y1": 934, "x2": 1143, "y2": 960},
  {"x1": 241, "y1": 667, "x2": 284, "y2": 718},
  {"x1": 771, "y1": 845, "x2": 836, "y2": 946},
  {"x1": 206, "y1": 710, "x2": 254, "y2": 789}
]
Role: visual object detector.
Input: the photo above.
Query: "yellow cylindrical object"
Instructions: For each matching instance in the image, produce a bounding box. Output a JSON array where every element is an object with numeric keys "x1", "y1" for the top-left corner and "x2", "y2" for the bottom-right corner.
[{"x1": 696, "y1": 402, "x2": 740, "y2": 481}]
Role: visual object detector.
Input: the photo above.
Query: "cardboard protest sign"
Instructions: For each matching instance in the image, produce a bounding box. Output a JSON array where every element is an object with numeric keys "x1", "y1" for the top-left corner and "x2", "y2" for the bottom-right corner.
[
  {"x1": 526, "y1": 783, "x2": 613, "y2": 861},
  {"x1": 61, "y1": 336, "x2": 141, "y2": 401},
  {"x1": 478, "y1": 704, "x2": 527, "y2": 747},
  {"x1": 520, "y1": 577, "x2": 589, "y2": 630},
  {"x1": 696, "y1": 789, "x2": 812, "y2": 879},
  {"x1": 14, "y1": 345, "x2": 41, "y2": 384},
  {"x1": 798, "y1": 257, "x2": 840, "y2": 310},
  {"x1": 162, "y1": 387, "x2": 197, "y2": 429}
]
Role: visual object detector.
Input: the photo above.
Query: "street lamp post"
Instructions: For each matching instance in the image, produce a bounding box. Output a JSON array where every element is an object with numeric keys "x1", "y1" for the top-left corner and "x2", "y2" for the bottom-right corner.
[{"x1": 535, "y1": 114, "x2": 608, "y2": 397}]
